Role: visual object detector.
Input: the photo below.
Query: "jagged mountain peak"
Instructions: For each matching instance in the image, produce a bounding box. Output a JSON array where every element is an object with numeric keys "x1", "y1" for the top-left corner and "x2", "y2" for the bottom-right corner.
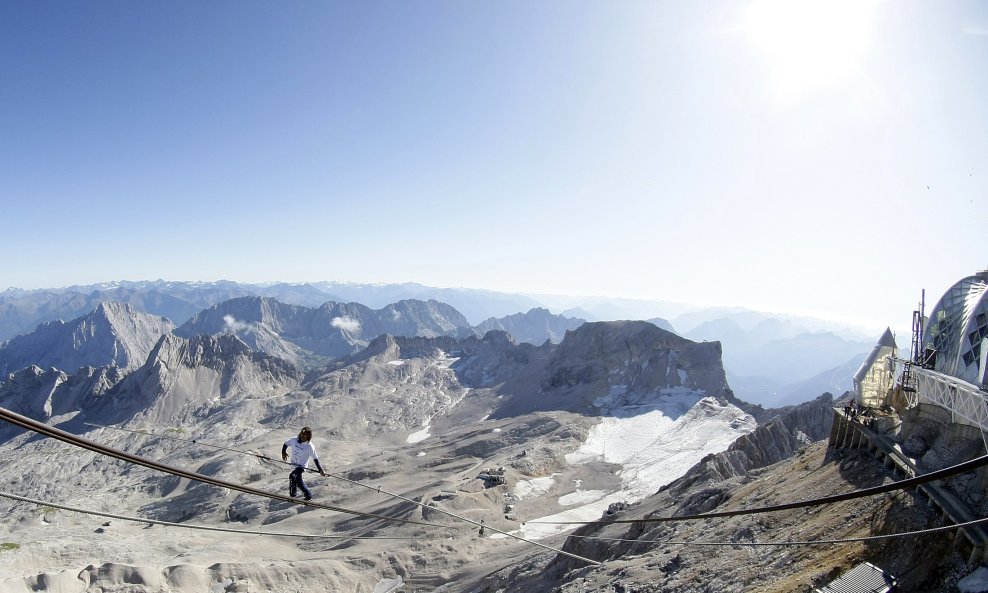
[
  {"x1": 0, "y1": 363, "x2": 124, "y2": 422},
  {"x1": 340, "y1": 330, "x2": 522, "y2": 370},
  {"x1": 476, "y1": 328, "x2": 519, "y2": 347},
  {"x1": 178, "y1": 295, "x2": 304, "y2": 328},
  {"x1": 556, "y1": 319, "x2": 691, "y2": 353},
  {"x1": 474, "y1": 307, "x2": 585, "y2": 345},
  {"x1": 175, "y1": 296, "x2": 475, "y2": 365},
  {"x1": 342, "y1": 333, "x2": 404, "y2": 363},
  {"x1": 0, "y1": 302, "x2": 174, "y2": 376},
  {"x1": 3, "y1": 364, "x2": 60, "y2": 386},
  {"x1": 148, "y1": 332, "x2": 257, "y2": 370},
  {"x1": 90, "y1": 332, "x2": 304, "y2": 426},
  {"x1": 93, "y1": 300, "x2": 133, "y2": 316},
  {"x1": 546, "y1": 320, "x2": 700, "y2": 380},
  {"x1": 375, "y1": 298, "x2": 473, "y2": 337}
]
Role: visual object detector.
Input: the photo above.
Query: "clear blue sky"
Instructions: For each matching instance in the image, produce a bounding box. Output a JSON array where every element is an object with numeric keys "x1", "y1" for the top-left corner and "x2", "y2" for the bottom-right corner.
[{"x1": 1, "y1": 0, "x2": 985, "y2": 332}]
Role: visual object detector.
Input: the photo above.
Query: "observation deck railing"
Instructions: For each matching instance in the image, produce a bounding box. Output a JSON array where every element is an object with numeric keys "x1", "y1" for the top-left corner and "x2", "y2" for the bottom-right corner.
[{"x1": 894, "y1": 358, "x2": 988, "y2": 432}]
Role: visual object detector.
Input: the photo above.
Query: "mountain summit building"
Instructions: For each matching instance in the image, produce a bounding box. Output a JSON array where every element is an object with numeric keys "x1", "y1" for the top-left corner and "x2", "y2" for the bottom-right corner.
[
  {"x1": 841, "y1": 269, "x2": 988, "y2": 563},
  {"x1": 922, "y1": 269, "x2": 988, "y2": 386}
]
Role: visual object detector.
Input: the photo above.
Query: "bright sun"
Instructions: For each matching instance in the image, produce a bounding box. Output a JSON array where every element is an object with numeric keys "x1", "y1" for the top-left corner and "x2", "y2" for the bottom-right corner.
[{"x1": 744, "y1": 0, "x2": 878, "y2": 99}]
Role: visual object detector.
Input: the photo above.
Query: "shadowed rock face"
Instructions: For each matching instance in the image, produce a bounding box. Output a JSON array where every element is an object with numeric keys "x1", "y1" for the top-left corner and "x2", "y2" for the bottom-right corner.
[
  {"x1": 340, "y1": 330, "x2": 546, "y2": 390},
  {"x1": 84, "y1": 333, "x2": 304, "y2": 426},
  {"x1": 0, "y1": 302, "x2": 174, "y2": 376},
  {"x1": 473, "y1": 307, "x2": 585, "y2": 345},
  {"x1": 327, "y1": 321, "x2": 737, "y2": 422},
  {"x1": 491, "y1": 320, "x2": 731, "y2": 418},
  {"x1": 0, "y1": 364, "x2": 124, "y2": 425}
]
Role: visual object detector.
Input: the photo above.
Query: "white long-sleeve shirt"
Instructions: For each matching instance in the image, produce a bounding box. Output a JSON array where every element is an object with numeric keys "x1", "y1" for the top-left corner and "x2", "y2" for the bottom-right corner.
[{"x1": 284, "y1": 437, "x2": 318, "y2": 468}]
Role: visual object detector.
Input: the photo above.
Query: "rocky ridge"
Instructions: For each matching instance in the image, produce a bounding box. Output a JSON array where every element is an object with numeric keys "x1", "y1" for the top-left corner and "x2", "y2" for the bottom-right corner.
[
  {"x1": 85, "y1": 333, "x2": 304, "y2": 426},
  {"x1": 494, "y1": 320, "x2": 735, "y2": 418},
  {"x1": 0, "y1": 365, "x2": 124, "y2": 427},
  {"x1": 174, "y1": 296, "x2": 476, "y2": 364},
  {"x1": 0, "y1": 302, "x2": 174, "y2": 376},
  {"x1": 473, "y1": 307, "x2": 585, "y2": 345}
]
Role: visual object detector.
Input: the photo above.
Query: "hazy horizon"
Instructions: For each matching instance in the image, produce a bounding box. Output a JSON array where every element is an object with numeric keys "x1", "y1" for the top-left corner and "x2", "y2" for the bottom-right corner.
[{"x1": 0, "y1": 275, "x2": 906, "y2": 336}]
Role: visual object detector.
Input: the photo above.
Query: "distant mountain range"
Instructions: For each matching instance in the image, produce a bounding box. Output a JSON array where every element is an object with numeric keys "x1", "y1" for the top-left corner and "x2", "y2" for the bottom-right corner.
[
  {"x1": 174, "y1": 296, "x2": 477, "y2": 364},
  {"x1": 679, "y1": 314, "x2": 877, "y2": 407},
  {"x1": 0, "y1": 280, "x2": 884, "y2": 407},
  {"x1": 0, "y1": 280, "x2": 543, "y2": 339},
  {"x1": 0, "y1": 295, "x2": 586, "y2": 380},
  {"x1": 474, "y1": 307, "x2": 584, "y2": 345}
]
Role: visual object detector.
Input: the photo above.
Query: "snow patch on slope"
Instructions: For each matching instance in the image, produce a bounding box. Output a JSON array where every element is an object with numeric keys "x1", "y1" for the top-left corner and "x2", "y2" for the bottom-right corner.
[
  {"x1": 510, "y1": 386, "x2": 756, "y2": 540},
  {"x1": 558, "y1": 490, "x2": 608, "y2": 506},
  {"x1": 513, "y1": 475, "x2": 557, "y2": 500}
]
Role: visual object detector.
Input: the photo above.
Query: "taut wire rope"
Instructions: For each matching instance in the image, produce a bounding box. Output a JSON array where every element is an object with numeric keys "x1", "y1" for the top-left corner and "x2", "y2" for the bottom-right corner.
[
  {"x1": 1, "y1": 407, "x2": 437, "y2": 527},
  {"x1": 1, "y1": 408, "x2": 601, "y2": 566},
  {"x1": 0, "y1": 490, "x2": 416, "y2": 540},
  {"x1": 559, "y1": 516, "x2": 988, "y2": 547},
  {"x1": 86, "y1": 420, "x2": 602, "y2": 565},
  {"x1": 524, "y1": 454, "x2": 988, "y2": 525}
]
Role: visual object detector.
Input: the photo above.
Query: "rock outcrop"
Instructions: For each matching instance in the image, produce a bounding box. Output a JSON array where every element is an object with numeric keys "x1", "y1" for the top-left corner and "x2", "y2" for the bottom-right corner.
[
  {"x1": 85, "y1": 333, "x2": 303, "y2": 425},
  {"x1": 174, "y1": 296, "x2": 476, "y2": 364},
  {"x1": 492, "y1": 320, "x2": 731, "y2": 417},
  {"x1": 0, "y1": 364, "x2": 123, "y2": 424},
  {"x1": 473, "y1": 307, "x2": 585, "y2": 345},
  {"x1": 0, "y1": 302, "x2": 174, "y2": 376}
]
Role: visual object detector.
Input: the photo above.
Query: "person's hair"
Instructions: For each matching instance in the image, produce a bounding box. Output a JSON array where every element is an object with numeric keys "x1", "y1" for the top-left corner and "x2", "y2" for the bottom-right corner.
[{"x1": 299, "y1": 426, "x2": 312, "y2": 440}]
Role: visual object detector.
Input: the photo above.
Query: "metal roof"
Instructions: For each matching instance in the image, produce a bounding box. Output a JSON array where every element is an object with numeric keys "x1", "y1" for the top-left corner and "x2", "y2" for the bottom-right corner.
[
  {"x1": 815, "y1": 562, "x2": 897, "y2": 593},
  {"x1": 853, "y1": 327, "x2": 897, "y2": 386}
]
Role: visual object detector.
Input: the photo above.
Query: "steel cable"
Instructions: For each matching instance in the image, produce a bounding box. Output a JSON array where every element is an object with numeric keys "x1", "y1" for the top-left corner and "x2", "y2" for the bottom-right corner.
[
  {"x1": 560, "y1": 516, "x2": 988, "y2": 546},
  {"x1": 1, "y1": 408, "x2": 601, "y2": 566},
  {"x1": 0, "y1": 490, "x2": 416, "y2": 540},
  {"x1": 524, "y1": 454, "x2": 988, "y2": 525},
  {"x1": 86, "y1": 420, "x2": 602, "y2": 565}
]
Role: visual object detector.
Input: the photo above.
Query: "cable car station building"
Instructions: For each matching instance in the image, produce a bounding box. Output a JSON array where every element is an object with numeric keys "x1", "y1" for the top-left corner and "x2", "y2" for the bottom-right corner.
[{"x1": 833, "y1": 270, "x2": 988, "y2": 563}]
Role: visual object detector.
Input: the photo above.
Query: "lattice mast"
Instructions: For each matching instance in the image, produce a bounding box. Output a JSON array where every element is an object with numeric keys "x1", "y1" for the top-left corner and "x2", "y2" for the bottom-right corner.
[{"x1": 911, "y1": 289, "x2": 925, "y2": 365}]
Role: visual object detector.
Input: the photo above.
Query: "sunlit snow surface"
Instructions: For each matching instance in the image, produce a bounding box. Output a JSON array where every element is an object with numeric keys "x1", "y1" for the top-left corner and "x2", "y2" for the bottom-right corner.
[
  {"x1": 513, "y1": 475, "x2": 558, "y2": 500},
  {"x1": 558, "y1": 489, "x2": 608, "y2": 506},
  {"x1": 406, "y1": 424, "x2": 431, "y2": 444},
  {"x1": 506, "y1": 385, "x2": 756, "y2": 540},
  {"x1": 373, "y1": 577, "x2": 404, "y2": 593}
]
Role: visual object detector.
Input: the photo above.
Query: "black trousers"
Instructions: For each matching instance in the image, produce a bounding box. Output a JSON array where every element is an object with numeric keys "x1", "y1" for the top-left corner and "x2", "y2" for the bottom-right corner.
[{"x1": 289, "y1": 466, "x2": 311, "y2": 499}]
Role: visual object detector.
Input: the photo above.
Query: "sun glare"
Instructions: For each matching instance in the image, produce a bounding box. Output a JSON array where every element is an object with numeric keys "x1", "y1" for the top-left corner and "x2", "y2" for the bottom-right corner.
[{"x1": 744, "y1": 0, "x2": 878, "y2": 99}]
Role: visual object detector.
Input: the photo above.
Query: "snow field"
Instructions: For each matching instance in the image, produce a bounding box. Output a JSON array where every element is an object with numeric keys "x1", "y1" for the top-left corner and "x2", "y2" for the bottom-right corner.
[{"x1": 508, "y1": 387, "x2": 756, "y2": 540}]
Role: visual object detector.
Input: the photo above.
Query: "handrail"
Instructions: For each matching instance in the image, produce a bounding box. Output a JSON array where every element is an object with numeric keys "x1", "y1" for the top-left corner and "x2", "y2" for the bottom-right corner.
[{"x1": 894, "y1": 358, "x2": 988, "y2": 432}]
